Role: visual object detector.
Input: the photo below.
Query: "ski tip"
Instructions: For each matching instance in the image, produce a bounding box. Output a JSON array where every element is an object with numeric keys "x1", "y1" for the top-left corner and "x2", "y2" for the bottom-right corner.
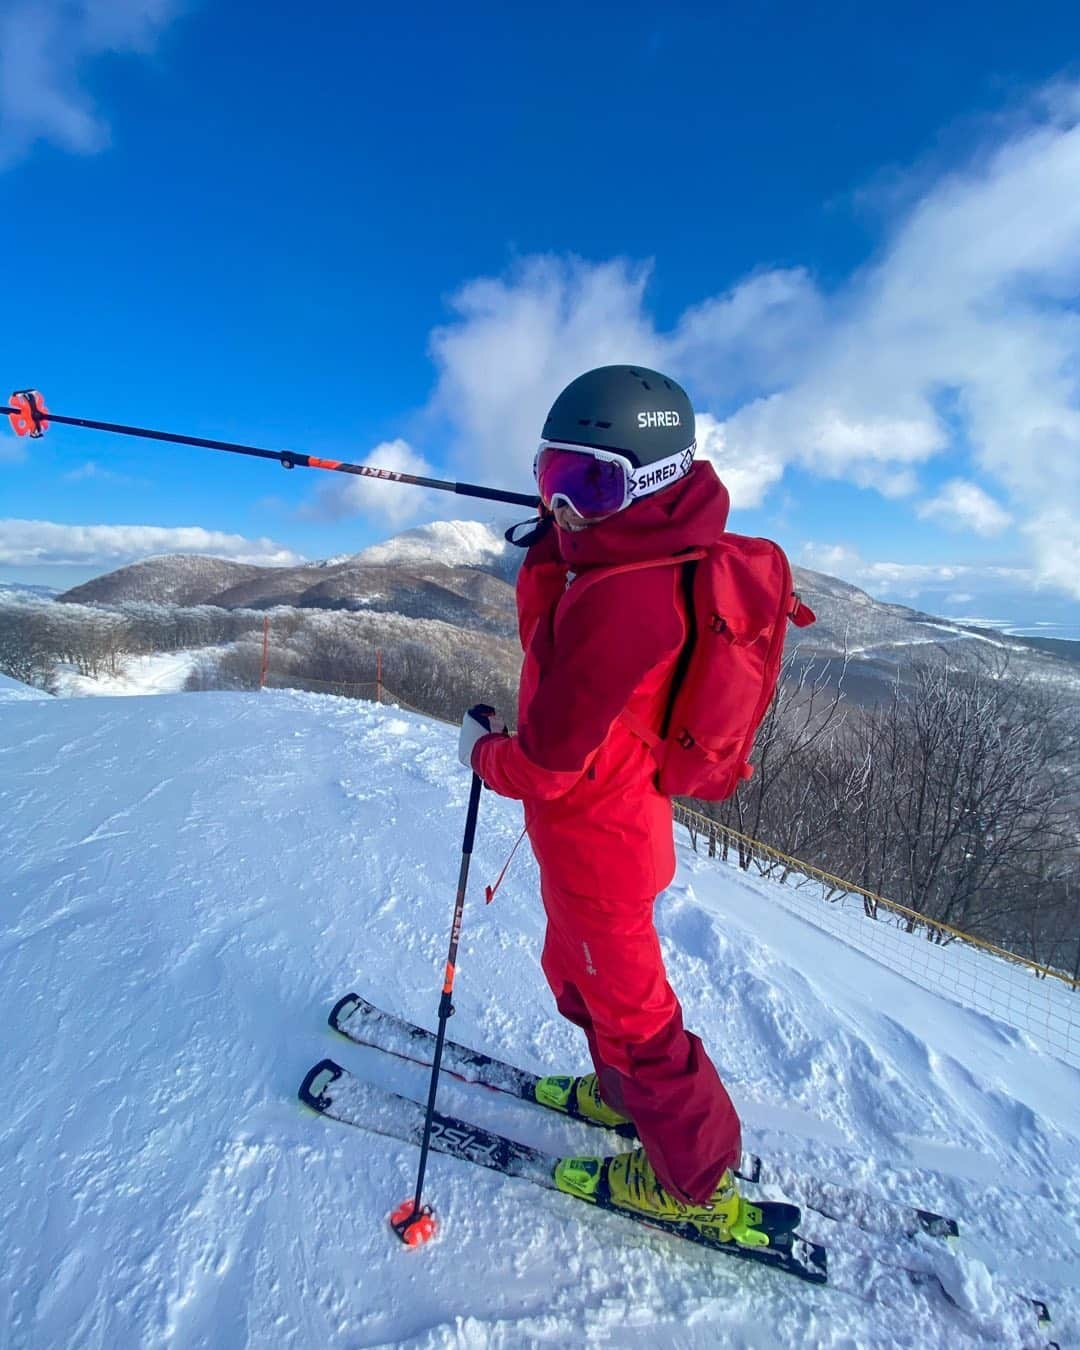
[
  {"x1": 805, "y1": 1240, "x2": 829, "y2": 1283},
  {"x1": 735, "y1": 1153, "x2": 763, "y2": 1185},
  {"x1": 328, "y1": 992, "x2": 362, "y2": 1031},
  {"x1": 298, "y1": 1058, "x2": 344, "y2": 1111},
  {"x1": 915, "y1": 1208, "x2": 960, "y2": 1242}
]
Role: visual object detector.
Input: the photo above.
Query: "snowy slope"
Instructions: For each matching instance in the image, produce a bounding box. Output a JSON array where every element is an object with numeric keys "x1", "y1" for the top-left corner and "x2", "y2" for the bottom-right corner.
[
  {"x1": 52, "y1": 648, "x2": 221, "y2": 698},
  {"x1": 0, "y1": 671, "x2": 52, "y2": 702},
  {"x1": 1, "y1": 690, "x2": 1077, "y2": 1349}
]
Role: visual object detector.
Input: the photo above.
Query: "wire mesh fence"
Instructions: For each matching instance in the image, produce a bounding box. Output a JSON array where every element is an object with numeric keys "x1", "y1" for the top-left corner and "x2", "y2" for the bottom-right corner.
[
  {"x1": 675, "y1": 803, "x2": 1079, "y2": 1068},
  {"x1": 262, "y1": 669, "x2": 431, "y2": 716}
]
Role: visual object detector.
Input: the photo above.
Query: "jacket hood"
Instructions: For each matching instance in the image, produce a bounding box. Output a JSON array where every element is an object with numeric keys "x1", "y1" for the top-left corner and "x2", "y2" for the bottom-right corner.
[{"x1": 555, "y1": 460, "x2": 730, "y2": 568}]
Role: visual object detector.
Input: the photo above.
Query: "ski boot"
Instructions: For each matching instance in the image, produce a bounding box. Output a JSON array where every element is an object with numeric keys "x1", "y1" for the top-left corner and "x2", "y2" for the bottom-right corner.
[
  {"x1": 534, "y1": 1072, "x2": 636, "y2": 1135},
  {"x1": 554, "y1": 1147, "x2": 795, "y2": 1248}
]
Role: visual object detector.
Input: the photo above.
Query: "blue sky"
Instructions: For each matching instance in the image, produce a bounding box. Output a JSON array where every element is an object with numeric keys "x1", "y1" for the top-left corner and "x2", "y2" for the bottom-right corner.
[{"x1": 2, "y1": 2, "x2": 1079, "y2": 634}]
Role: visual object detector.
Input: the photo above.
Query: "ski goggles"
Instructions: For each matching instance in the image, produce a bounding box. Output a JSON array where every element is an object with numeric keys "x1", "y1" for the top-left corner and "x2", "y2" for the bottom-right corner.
[{"x1": 534, "y1": 439, "x2": 696, "y2": 521}]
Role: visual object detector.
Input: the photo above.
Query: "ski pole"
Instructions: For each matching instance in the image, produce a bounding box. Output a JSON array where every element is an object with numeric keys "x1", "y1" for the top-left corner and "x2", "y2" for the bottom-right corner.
[
  {"x1": 390, "y1": 741, "x2": 488, "y2": 1247},
  {"x1": 4, "y1": 390, "x2": 540, "y2": 509}
]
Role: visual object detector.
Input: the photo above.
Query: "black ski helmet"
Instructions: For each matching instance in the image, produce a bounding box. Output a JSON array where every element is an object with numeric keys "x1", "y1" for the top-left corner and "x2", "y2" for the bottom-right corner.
[{"x1": 541, "y1": 365, "x2": 696, "y2": 469}]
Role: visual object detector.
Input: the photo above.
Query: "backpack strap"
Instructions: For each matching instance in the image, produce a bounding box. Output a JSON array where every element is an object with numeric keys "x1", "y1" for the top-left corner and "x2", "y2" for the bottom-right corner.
[
  {"x1": 558, "y1": 547, "x2": 706, "y2": 608},
  {"x1": 557, "y1": 549, "x2": 707, "y2": 755},
  {"x1": 619, "y1": 707, "x2": 663, "y2": 749}
]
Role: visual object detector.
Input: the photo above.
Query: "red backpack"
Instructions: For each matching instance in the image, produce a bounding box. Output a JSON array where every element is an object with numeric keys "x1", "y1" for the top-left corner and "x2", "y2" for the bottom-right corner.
[{"x1": 567, "y1": 536, "x2": 816, "y2": 800}]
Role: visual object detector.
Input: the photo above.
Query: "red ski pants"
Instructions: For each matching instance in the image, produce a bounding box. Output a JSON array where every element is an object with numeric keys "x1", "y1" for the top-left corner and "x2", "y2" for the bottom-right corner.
[{"x1": 539, "y1": 874, "x2": 741, "y2": 1204}]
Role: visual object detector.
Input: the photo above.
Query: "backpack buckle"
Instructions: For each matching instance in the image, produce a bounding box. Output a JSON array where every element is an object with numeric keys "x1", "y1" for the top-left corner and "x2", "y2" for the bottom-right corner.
[
  {"x1": 788, "y1": 593, "x2": 816, "y2": 628},
  {"x1": 710, "y1": 613, "x2": 739, "y2": 643}
]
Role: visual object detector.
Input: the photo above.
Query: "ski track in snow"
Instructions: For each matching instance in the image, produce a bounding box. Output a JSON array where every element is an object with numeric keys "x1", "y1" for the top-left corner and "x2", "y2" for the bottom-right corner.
[
  {"x1": 53, "y1": 649, "x2": 218, "y2": 699},
  {"x1": 1, "y1": 687, "x2": 1077, "y2": 1349}
]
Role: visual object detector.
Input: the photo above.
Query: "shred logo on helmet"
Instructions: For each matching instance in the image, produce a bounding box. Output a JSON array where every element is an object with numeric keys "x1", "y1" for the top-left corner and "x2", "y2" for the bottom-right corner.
[
  {"x1": 536, "y1": 365, "x2": 697, "y2": 520},
  {"x1": 541, "y1": 365, "x2": 695, "y2": 468}
]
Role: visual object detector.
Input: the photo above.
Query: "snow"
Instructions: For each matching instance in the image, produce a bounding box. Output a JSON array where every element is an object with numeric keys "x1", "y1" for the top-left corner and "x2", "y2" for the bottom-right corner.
[
  {"x1": 353, "y1": 519, "x2": 514, "y2": 571},
  {"x1": 0, "y1": 671, "x2": 53, "y2": 702},
  {"x1": 52, "y1": 648, "x2": 217, "y2": 698},
  {"x1": 1, "y1": 689, "x2": 1077, "y2": 1348},
  {"x1": 919, "y1": 621, "x2": 1014, "y2": 649},
  {"x1": 0, "y1": 581, "x2": 57, "y2": 603}
]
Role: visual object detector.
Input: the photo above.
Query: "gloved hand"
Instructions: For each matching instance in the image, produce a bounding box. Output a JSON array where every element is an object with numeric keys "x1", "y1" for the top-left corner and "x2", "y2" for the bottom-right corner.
[{"x1": 458, "y1": 704, "x2": 506, "y2": 768}]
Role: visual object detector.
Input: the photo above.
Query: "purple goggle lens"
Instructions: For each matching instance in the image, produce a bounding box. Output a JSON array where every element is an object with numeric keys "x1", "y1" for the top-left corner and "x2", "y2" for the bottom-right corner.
[{"x1": 534, "y1": 445, "x2": 631, "y2": 520}]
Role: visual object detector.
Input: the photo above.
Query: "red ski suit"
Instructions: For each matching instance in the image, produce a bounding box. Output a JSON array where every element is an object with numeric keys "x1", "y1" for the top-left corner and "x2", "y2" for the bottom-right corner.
[{"x1": 473, "y1": 461, "x2": 741, "y2": 1202}]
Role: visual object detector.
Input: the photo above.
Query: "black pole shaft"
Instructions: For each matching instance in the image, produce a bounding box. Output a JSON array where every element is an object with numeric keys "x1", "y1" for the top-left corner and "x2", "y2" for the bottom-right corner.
[
  {"x1": 407, "y1": 770, "x2": 484, "y2": 1218},
  {"x1": 2, "y1": 405, "x2": 541, "y2": 509}
]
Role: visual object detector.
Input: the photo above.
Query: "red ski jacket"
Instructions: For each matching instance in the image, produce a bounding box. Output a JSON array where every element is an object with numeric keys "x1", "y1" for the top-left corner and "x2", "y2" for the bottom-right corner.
[{"x1": 473, "y1": 461, "x2": 731, "y2": 898}]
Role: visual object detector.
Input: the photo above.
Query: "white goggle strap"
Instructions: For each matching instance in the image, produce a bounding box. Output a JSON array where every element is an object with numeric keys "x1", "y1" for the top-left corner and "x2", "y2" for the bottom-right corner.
[{"x1": 629, "y1": 440, "x2": 697, "y2": 501}]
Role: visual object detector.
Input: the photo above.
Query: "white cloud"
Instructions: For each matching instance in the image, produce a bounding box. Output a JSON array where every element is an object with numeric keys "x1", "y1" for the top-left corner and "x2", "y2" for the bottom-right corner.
[
  {"x1": 423, "y1": 84, "x2": 1080, "y2": 597},
  {"x1": 0, "y1": 0, "x2": 182, "y2": 169},
  {"x1": 917, "y1": 479, "x2": 1012, "y2": 535},
  {"x1": 430, "y1": 255, "x2": 663, "y2": 493},
  {"x1": 799, "y1": 543, "x2": 864, "y2": 576},
  {"x1": 0, "y1": 520, "x2": 304, "y2": 568},
  {"x1": 799, "y1": 540, "x2": 1034, "y2": 603},
  {"x1": 301, "y1": 440, "x2": 437, "y2": 527},
  {"x1": 62, "y1": 461, "x2": 141, "y2": 486},
  {"x1": 666, "y1": 268, "x2": 827, "y2": 403},
  {"x1": 693, "y1": 412, "x2": 784, "y2": 510}
]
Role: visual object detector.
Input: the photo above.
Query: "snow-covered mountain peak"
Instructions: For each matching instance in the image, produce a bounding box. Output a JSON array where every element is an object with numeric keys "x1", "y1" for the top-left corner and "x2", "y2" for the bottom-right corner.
[{"x1": 352, "y1": 519, "x2": 513, "y2": 572}]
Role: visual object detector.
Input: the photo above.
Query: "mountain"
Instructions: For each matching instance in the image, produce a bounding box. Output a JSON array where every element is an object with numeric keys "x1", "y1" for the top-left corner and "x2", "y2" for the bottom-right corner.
[
  {"x1": 58, "y1": 523, "x2": 519, "y2": 636},
  {"x1": 2, "y1": 687, "x2": 1076, "y2": 1346},
  {"x1": 55, "y1": 521, "x2": 1080, "y2": 700},
  {"x1": 57, "y1": 554, "x2": 264, "y2": 607},
  {"x1": 0, "y1": 581, "x2": 58, "y2": 603}
]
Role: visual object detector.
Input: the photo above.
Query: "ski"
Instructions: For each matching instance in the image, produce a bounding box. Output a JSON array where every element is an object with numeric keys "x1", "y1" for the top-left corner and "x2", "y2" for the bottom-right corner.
[
  {"x1": 298, "y1": 1056, "x2": 828, "y2": 1285},
  {"x1": 328, "y1": 992, "x2": 959, "y2": 1245},
  {"x1": 299, "y1": 1053, "x2": 1056, "y2": 1342}
]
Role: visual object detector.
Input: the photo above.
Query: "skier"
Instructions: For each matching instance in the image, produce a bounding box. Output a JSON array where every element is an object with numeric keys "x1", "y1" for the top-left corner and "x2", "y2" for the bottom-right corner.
[{"x1": 458, "y1": 365, "x2": 758, "y2": 1243}]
